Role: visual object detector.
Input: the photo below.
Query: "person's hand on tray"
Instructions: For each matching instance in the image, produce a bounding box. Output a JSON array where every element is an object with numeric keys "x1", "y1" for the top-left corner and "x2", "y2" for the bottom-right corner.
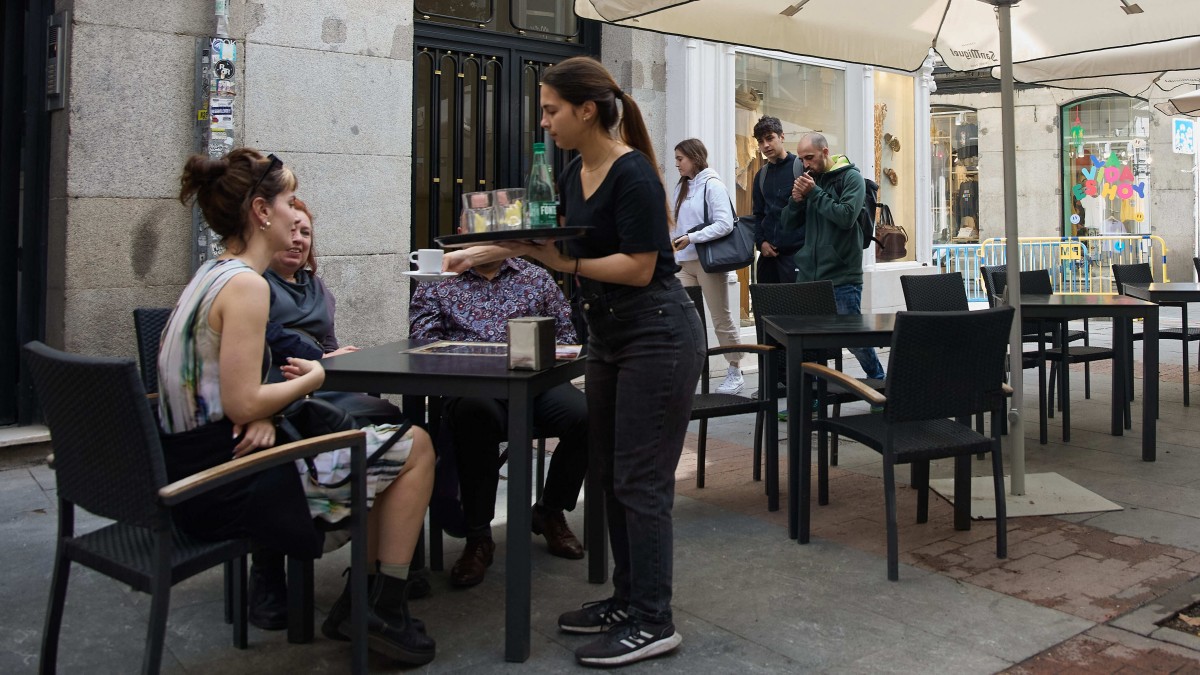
[
  {"x1": 443, "y1": 244, "x2": 513, "y2": 273},
  {"x1": 496, "y1": 239, "x2": 570, "y2": 273}
]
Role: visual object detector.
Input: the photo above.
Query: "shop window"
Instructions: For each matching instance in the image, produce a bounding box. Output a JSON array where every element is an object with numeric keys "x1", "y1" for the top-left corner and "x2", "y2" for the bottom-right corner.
[
  {"x1": 930, "y1": 106, "x2": 979, "y2": 244},
  {"x1": 416, "y1": 0, "x2": 579, "y2": 40},
  {"x1": 733, "y1": 54, "x2": 845, "y2": 216},
  {"x1": 872, "y1": 70, "x2": 916, "y2": 262},
  {"x1": 1061, "y1": 96, "x2": 1152, "y2": 237}
]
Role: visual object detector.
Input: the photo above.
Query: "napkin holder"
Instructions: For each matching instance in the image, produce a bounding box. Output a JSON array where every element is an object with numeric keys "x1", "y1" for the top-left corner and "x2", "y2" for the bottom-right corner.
[{"x1": 508, "y1": 317, "x2": 555, "y2": 370}]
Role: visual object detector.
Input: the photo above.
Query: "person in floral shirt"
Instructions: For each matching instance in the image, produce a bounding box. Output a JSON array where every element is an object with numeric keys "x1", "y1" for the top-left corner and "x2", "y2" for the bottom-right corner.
[{"x1": 409, "y1": 257, "x2": 588, "y2": 587}]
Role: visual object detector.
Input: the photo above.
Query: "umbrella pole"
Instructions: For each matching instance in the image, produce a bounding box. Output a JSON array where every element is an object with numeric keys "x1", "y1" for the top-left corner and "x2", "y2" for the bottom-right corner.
[{"x1": 995, "y1": 0, "x2": 1026, "y2": 495}]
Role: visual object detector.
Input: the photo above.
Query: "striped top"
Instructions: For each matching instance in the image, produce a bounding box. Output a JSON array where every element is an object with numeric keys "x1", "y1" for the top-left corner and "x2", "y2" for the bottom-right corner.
[{"x1": 157, "y1": 259, "x2": 257, "y2": 434}]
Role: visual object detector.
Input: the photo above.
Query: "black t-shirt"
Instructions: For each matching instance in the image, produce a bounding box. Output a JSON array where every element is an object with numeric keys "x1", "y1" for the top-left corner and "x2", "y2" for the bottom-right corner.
[{"x1": 559, "y1": 151, "x2": 677, "y2": 295}]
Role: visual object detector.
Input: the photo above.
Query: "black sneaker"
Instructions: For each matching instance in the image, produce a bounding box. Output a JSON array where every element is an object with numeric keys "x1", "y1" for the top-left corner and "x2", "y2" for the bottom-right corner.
[
  {"x1": 574, "y1": 617, "x2": 682, "y2": 667},
  {"x1": 558, "y1": 598, "x2": 629, "y2": 634}
]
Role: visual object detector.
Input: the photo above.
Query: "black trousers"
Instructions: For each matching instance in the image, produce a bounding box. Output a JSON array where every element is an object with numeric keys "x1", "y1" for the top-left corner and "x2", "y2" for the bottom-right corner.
[
  {"x1": 755, "y1": 254, "x2": 798, "y2": 284},
  {"x1": 446, "y1": 382, "x2": 589, "y2": 536}
]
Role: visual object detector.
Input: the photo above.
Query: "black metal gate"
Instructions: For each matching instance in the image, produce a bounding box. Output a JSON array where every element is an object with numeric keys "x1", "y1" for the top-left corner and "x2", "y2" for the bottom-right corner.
[{"x1": 412, "y1": 24, "x2": 597, "y2": 249}]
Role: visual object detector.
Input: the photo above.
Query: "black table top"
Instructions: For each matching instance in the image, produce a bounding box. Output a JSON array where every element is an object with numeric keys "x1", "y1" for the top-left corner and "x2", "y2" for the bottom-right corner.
[
  {"x1": 1017, "y1": 293, "x2": 1157, "y2": 319},
  {"x1": 320, "y1": 339, "x2": 586, "y2": 398},
  {"x1": 1123, "y1": 283, "x2": 1200, "y2": 304},
  {"x1": 763, "y1": 313, "x2": 897, "y2": 336}
]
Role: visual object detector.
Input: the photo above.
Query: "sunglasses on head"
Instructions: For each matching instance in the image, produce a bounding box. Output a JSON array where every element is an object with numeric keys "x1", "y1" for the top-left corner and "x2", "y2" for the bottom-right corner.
[{"x1": 248, "y1": 153, "x2": 282, "y2": 200}]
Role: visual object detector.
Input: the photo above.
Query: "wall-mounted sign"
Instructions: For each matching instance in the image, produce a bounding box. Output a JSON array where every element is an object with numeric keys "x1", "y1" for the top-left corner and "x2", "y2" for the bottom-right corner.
[{"x1": 1173, "y1": 118, "x2": 1195, "y2": 155}]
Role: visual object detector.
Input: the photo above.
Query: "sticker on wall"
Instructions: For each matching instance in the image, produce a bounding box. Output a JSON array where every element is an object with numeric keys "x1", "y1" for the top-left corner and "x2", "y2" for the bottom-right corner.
[{"x1": 1070, "y1": 214, "x2": 1081, "y2": 225}]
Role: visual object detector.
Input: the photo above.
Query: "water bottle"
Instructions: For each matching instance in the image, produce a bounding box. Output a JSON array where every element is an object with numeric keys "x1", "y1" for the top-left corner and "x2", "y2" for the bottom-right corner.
[{"x1": 526, "y1": 142, "x2": 557, "y2": 229}]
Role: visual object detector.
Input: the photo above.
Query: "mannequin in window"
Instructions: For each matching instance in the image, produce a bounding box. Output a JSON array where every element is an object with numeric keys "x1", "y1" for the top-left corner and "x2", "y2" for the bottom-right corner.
[{"x1": 953, "y1": 172, "x2": 978, "y2": 234}]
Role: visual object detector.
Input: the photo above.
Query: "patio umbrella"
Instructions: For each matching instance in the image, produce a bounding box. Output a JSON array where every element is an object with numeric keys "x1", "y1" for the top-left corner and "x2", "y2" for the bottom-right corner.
[
  {"x1": 999, "y1": 36, "x2": 1200, "y2": 96},
  {"x1": 1156, "y1": 88, "x2": 1200, "y2": 116},
  {"x1": 576, "y1": 0, "x2": 1200, "y2": 494}
]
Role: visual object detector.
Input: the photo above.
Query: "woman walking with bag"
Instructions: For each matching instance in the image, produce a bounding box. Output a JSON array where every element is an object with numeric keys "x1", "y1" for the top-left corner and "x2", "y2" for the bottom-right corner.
[
  {"x1": 444, "y1": 56, "x2": 704, "y2": 668},
  {"x1": 669, "y1": 138, "x2": 745, "y2": 394}
]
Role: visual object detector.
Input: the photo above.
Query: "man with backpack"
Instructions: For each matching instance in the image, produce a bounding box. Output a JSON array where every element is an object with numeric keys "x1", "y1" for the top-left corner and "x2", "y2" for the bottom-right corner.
[
  {"x1": 780, "y1": 132, "x2": 886, "y2": 381},
  {"x1": 751, "y1": 116, "x2": 804, "y2": 284}
]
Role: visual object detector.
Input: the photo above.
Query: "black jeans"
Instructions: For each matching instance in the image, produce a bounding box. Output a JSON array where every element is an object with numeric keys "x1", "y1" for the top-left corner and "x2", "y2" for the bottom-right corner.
[
  {"x1": 447, "y1": 382, "x2": 589, "y2": 536},
  {"x1": 755, "y1": 253, "x2": 798, "y2": 284},
  {"x1": 581, "y1": 277, "x2": 705, "y2": 624}
]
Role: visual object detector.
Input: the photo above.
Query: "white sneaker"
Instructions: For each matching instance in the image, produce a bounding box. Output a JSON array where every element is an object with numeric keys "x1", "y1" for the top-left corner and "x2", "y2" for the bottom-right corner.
[{"x1": 716, "y1": 366, "x2": 744, "y2": 395}]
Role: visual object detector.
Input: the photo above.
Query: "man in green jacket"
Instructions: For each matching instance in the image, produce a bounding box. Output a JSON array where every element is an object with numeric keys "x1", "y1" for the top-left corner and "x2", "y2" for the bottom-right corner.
[{"x1": 780, "y1": 132, "x2": 886, "y2": 381}]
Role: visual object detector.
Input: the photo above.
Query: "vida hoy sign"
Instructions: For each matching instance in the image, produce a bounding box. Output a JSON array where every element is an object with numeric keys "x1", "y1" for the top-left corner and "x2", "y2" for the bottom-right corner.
[{"x1": 1072, "y1": 151, "x2": 1146, "y2": 202}]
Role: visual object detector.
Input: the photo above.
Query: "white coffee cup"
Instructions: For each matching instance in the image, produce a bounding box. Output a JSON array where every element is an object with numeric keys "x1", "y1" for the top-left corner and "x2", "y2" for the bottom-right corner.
[{"x1": 409, "y1": 248, "x2": 444, "y2": 274}]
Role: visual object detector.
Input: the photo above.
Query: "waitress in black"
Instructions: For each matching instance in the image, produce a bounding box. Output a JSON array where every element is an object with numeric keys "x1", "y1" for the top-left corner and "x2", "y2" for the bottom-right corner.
[
  {"x1": 514, "y1": 55, "x2": 705, "y2": 668},
  {"x1": 446, "y1": 55, "x2": 704, "y2": 668}
]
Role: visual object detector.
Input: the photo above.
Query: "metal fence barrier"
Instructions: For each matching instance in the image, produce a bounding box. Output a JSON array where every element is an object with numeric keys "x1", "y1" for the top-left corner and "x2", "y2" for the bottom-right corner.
[{"x1": 932, "y1": 235, "x2": 1168, "y2": 300}]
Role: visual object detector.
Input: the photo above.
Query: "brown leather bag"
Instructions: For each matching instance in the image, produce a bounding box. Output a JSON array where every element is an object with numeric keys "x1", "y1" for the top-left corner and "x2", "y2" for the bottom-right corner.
[{"x1": 872, "y1": 204, "x2": 908, "y2": 262}]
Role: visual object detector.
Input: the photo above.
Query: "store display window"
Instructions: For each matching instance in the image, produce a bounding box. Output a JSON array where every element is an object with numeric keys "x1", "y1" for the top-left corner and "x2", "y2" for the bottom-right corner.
[
  {"x1": 873, "y1": 71, "x2": 917, "y2": 262},
  {"x1": 930, "y1": 106, "x2": 979, "y2": 244},
  {"x1": 733, "y1": 54, "x2": 846, "y2": 216},
  {"x1": 1060, "y1": 96, "x2": 1152, "y2": 237}
]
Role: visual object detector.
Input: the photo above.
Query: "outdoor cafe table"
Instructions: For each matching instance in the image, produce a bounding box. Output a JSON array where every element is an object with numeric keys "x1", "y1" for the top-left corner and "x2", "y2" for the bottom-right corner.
[
  {"x1": 1122, "y1": 283, "x2": 1199, "y2": 406},
  {"x1": 319, "y1": 340, "x2": 595, "y2": 663},
  {"x1": 762, "y1": 313, "x2": 896, "y2": 544},
  {"x1": 1019, "y1": 294, "x2": 1158, "y2": 459}
]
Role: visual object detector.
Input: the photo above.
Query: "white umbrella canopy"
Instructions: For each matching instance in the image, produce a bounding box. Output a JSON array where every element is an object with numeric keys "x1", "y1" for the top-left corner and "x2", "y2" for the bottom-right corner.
[
  {"x1": 1156, "y1": 88, "x2": 1200, "y2": 116},
  {"x1": 576, "y1": 0, "x2": 1200, "y2": 74},
  {"x1": 576, "y1": 0, "x2": 1200, "y2": 494},
  {"x1": 999, "y1": 36, "x2": 1200, "y2": 95}
]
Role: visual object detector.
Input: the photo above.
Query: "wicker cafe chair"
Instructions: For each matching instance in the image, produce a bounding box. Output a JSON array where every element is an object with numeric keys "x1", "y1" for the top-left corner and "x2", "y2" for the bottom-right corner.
[
  {"x1": 24, "y1": 341, "x2": 370, "y2": 674},
  {"x1": 684, "y1": 285, "x2": 780, "y2": 510},
  {"x1": 133, "y1": 308, "x2": 172, "y2": 395},
  {"x1": 749, "y1": 281, "x2": 885, "y2": 470},
  {"x1": 1114, "y1": 262, "x2": 1200, "y2": 406},
  {"x1": 1020, "y1": 269, "x2": 1116, "y2": 440},
  {"x1": 802, "y1": 307, "x2": 1013, "y2": 581}
]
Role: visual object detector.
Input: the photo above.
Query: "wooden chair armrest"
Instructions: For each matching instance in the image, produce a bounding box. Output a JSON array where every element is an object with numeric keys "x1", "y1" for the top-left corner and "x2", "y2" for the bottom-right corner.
[
  {"x1": 145, "y1": 392, "x2": 159, "y2": 402},
  {"x1": 708, "y1": 344, "x2": 774, "y2": 357},
  {"x1": 159, "y1": 429, "x2": 366, "y2": 506},
  {"x1": 800, "y1": 362, "x2": 887, "y2": 406}
]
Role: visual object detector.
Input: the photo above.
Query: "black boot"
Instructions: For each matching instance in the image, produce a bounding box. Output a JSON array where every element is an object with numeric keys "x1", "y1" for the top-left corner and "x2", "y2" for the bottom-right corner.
[
  {"x1": 351, "y1": 572, "x2": 436, "y2": 666},
  {"x1": 322, "y1": 569, "x2": 428, "y2": 643},
  {"x1": 248, "y1": 549, "x2": 287, "y2": 631}
]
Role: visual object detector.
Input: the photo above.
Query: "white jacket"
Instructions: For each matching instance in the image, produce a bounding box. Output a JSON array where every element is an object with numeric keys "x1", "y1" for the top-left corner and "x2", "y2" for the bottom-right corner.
[{"x1": 670, "y1": 167, "x2": 735, "y2": 263}]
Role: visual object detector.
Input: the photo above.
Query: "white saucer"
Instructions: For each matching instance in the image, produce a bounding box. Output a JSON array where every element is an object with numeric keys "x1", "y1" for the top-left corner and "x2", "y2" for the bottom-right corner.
[{"x1": 404, "y1": 270, "x2": 458, "y2": 282}]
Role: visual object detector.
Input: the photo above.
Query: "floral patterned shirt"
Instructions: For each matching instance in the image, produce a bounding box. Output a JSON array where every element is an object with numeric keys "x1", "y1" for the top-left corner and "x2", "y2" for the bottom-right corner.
[{"x1": 409, "y1": 258, "x2": 576, "y2": 344}]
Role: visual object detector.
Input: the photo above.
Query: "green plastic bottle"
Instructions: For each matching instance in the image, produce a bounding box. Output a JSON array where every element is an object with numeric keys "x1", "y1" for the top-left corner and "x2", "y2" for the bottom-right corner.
[{"x1": 526, "y1": 142, "x2": 557, "y2": 229}]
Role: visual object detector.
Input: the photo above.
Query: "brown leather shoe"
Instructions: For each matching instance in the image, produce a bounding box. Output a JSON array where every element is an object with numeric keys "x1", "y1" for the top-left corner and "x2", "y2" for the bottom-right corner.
[
  {"x1": 450, "y1": 537, "x2": 495, "y2": 587},
  {"x1": 532, "y1": 504, "x2": 584, "y2": 560}
]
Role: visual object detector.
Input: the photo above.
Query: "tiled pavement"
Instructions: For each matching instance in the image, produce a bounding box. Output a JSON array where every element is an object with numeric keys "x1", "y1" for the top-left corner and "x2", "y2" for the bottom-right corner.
[{"x1": 5, "y1": 314, "x2": 1200, "y2": 672}]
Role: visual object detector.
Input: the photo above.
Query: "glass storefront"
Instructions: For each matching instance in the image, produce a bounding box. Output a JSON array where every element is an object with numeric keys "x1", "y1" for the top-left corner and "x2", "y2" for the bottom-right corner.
[
  {"x1": 733, "y1": 54, "x2": 846, "y2": 216},
  {"x1": 1061, "y1": 96, "x2": 1152, "y2": 237},
  {"x1": 930, "y1": 106, "x2": 980, "y2": 243},
  {"x1": 873, "y1": 71, "x2": 916, "y2": 262}
]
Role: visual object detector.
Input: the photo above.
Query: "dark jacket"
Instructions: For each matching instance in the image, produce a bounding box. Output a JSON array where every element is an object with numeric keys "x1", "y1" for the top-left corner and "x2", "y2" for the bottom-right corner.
[
  {"x1": 752, "y1": 152, "x2": 805, "y2": 256},
  {"x1": 779, "y1": 155, "x2": 866, "y2": 286}
]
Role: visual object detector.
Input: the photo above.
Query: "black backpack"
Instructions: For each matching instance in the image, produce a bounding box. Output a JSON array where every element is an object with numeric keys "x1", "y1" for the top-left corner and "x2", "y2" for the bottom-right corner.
[{"x1": 859, "y1": 176, "x2": 880, "y2": 249}]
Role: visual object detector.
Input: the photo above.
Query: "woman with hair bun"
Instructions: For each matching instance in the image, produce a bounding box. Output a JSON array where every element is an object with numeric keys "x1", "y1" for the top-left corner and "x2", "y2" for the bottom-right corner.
[
  {"x1": 160, "y1": 148, "x2": 436, "y2": 666},
  {"x1": 446, "y1": 56, "x2": 704, "y2": 667}
]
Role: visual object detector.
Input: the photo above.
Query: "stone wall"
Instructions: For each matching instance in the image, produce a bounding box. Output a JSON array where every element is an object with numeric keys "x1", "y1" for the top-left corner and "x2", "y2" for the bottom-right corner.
[{"x1": 53, "y1": 0, "x2": 417, "y2": 357}]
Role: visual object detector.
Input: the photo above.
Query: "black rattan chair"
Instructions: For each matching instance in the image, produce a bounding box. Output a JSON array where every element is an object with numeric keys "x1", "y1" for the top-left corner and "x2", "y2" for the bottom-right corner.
[
  {"x1": 1113, "y1": 262, "x2": 1200, "y2": 406},
  {"x1": 133, "y1": 308, "x2": 172, "y2": 395},
  {"x1": 684, "y1": 285, "x2": 779, "y2": 510},
  {"x1": 1020, "y1": 269, "x2": 1116, "y2": 439},
  {"x1": 749, "y1": 281, "x2": 885, "y2": 469},
  {"x1": 24, "y1": 341, "x2": 369, "y2": 674},
  {"x1": 801, "y1": 307, "x2": 1013, "y2": 581}
]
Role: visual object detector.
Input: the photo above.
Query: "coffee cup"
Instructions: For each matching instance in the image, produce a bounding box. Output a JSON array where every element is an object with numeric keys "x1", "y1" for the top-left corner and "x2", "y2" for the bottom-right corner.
[{"x1": 409, "y1": 248, "x2": 444, "y2": 274}]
